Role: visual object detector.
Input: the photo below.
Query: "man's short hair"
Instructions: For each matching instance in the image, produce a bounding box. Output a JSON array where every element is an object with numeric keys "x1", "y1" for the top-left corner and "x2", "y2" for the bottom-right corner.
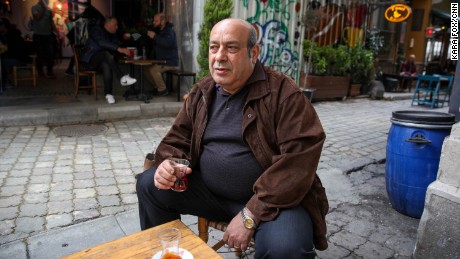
[
  {"x1": 247, "y1": 25, "x2": 257, "y2": 56},
  {"x1": 105, "y1": 16, "x2": 116, "y2": 24}
]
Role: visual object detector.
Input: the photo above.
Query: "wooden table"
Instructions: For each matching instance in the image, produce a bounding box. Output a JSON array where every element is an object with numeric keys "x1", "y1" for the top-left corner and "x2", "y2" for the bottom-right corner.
[
  {"x1": 120, "y1": 59, "x2": 166, "y2": 103},
  {"x1": 63, "y1": 220, "x2": 222, "y2": 259}
]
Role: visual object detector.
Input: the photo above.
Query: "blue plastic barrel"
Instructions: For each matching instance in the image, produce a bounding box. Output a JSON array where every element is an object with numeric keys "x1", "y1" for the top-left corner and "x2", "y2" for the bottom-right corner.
[{"x1": 386, "y1": 111, "x2": 455, "y2": 218}]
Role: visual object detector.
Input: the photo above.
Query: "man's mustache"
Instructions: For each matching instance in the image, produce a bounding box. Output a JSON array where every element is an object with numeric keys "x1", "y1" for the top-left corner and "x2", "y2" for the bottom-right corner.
[{"x1": 213, "y1": 62, "x2": 231, "y2": 70}]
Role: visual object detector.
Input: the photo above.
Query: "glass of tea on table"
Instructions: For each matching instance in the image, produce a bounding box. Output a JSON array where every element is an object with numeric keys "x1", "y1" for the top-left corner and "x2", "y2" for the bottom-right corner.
[{"x1": 158, "y1": 228, "x2": 182, "y2": 259}]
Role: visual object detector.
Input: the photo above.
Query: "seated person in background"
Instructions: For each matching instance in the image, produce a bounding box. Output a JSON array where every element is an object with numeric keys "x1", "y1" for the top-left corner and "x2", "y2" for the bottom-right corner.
[
  {"x1": 82, "y1": 16, "x2": 136, "y2": 104},
  {"x1": 400, "y1": 54, "x2": 417, "y2": 91},
  {"x1": 0, "y1": 18, "x2": 28, "y2": 69},
  {"x1": 400, "y1": 54, "x2": 417, "y2": 77},
  {"x1": 144, "y1": 13, "x2": 179, "y2": 96},
  {"x1": 136, "y1": 18, "x2": 328, "y2": 258}
]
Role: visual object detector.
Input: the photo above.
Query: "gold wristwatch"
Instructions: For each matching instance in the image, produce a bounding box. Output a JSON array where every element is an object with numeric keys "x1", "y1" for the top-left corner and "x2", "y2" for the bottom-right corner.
[{"x1": 241, "y1": 207, "x2": 257, "y2": 230}]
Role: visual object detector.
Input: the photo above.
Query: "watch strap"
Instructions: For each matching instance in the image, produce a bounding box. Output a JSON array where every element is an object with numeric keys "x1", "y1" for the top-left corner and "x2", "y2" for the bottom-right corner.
[{"x1": 241, "y1": 207, "x2": 257, "y2": 229}]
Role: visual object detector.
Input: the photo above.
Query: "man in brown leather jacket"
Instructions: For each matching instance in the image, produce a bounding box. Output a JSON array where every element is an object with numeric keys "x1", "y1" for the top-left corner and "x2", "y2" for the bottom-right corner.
[{"x1": 136, "y1": 18, "x2": 328, "y2": 258}]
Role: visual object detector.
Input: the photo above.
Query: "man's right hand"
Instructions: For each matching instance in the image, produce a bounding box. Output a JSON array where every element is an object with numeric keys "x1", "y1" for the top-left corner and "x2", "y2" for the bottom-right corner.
[
  {"x1": 117, "y1": 47, "x2": 130, "y2": 56},
  {"x1": 154, "y1": 159, "x2": 192, "y2": 189}
]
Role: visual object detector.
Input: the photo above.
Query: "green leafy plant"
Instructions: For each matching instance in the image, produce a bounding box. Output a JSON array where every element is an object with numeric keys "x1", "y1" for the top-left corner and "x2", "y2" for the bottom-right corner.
[
  {"x1": 349, "y1": 47, "x2": 375, "y2": 84},
  {"x1": 303, "y1": 40, "x2": 351, "y2": 76},
  {"x1": 196, "y1": 0, "x2": 233, "y2": 80}
]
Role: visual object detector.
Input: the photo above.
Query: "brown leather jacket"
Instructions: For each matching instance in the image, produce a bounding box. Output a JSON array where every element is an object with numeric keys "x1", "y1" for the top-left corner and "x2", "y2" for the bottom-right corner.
[{"x1": 154, "y1": 61, "x2": 329, "y2": 250}]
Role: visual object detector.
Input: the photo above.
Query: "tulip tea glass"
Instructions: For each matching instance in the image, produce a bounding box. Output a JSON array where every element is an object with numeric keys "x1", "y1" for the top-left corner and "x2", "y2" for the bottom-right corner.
[
  {"x1": 157, "y1": 228, "x2": 181, "y2": 259},
  {"x1": 170, "y1": 158, "x2": 190, "y2": 192}
]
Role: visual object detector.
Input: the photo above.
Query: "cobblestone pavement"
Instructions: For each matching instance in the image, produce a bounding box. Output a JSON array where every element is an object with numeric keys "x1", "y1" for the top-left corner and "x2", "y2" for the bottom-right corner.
[{"x1": 0, "y1": 98, "x2": 450, "y2": 258}]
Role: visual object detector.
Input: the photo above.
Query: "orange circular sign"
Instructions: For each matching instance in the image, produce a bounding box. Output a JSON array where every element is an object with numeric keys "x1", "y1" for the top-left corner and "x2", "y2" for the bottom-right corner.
[{"x1": 384, "y1": 4, "x2": 412, "y2": 22}]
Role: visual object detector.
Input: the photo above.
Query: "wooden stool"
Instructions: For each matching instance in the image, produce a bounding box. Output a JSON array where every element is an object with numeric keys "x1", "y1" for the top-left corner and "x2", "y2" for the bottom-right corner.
[{"x1": 12, "y1": 55, "x2": 37, "y2": 87}]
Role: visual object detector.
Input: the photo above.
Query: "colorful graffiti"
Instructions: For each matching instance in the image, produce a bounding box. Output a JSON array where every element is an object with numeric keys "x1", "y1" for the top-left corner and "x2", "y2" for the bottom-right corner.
[{"x1": 240, "y1": 0, "x2": 303, "y2": 80}]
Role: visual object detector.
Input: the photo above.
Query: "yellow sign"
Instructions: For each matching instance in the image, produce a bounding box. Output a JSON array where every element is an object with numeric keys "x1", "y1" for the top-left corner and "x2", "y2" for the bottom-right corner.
[{"x1": 384, "y1": 4, "x2": 412, "y2": 22}]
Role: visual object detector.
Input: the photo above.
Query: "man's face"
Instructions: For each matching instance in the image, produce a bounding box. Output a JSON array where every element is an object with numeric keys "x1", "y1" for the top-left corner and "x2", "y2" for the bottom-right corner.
[
  {"x1": 208, "y1": 19, "x2": 259, "y2": 94},
  {"x1": 153, "y1": 16, "x2": 163, "y2": 29},
  {"x1": 105, "y1": 19, "x2": 118, "y2": 34}
]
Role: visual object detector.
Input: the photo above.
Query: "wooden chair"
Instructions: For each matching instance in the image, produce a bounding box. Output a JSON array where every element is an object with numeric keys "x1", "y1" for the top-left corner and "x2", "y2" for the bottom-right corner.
[
  {"x1": 12, "y1": 55, "x2": 37, "y2": 87},
  {"x1": 165, "y1": 56, "x2": 196, "y2": 102},
  {"x1": 72, "y1": 45, "x2": 98, "y2": 99},
  {"x1": 198, "y1": 216, "x2": 254, "y2": 256}
]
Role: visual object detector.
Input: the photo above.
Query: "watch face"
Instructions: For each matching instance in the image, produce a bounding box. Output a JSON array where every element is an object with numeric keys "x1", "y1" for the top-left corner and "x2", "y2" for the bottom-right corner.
[{"x1": 244, "y1": 218, "x2": 255, "y2": 229}]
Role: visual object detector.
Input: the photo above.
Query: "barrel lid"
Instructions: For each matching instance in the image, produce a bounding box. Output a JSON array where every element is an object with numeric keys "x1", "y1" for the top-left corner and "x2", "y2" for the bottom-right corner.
[{"x1": 392, "y1": 111, "x2": 455, "y2": 125}]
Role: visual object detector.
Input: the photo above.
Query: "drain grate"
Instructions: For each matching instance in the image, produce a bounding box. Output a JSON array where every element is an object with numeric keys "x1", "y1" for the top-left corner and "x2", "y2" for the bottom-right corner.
[{"x1": 53, "y1": 124, "x2": 108, "y2": 137}]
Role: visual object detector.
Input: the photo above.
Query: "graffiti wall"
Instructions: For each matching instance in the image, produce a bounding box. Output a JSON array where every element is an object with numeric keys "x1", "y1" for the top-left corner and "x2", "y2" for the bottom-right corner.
[{"x1": 234, "y1": 0, "x2": 305, "y2": 82}]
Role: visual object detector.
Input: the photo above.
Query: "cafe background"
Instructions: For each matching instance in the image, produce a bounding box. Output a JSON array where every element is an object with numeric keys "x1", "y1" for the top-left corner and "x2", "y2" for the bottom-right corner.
[{"x1": 0, "y1": 0, "x2": 455, "y2": 87}]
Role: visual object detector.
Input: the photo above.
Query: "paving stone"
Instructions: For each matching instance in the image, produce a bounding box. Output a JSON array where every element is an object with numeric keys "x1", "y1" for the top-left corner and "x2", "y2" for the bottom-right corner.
[
  {"x1": 329, "y1": 230, "x2": 367, "y2": 251},
  {"x1": 23, "y1": 194, "x2": 49, "y2": 206},
  {"x1": 74, "y1": 198, "x2": 97, "y2": 210},
  {"x1": 4, "y1": 177, "x2": 28, "y2": 186},
  {"x1": 73, "y1": 209, "x2": 100, "y2": 222},
  {"x1": 98, "y1": 195, "x2": 120, "y2": 207},
  {"x1": 27, "y1": 184, "x2": 50, "y2": 193},
  {"x1": 316, "y1": 243, "x2": 351, "y2": 259},
  {"x1": 73, "y1": 188, "x2": 96, "y2": 199},
  {"x1": 94, "y1": 170, "x2": 114, "y2": 178},
  {"x1": 0, "y1": 219, "x2": 15, "y2": 235},
  {"x1": 35, "y1": 162, "x2": 54, "y2": 168},
  {"x1": 115, "y1": 175, "x2": 135, "y2": 184},
  {"x1": 32, "y1": 168, "x2": 52, "y2": 176},
  {"x1": 74, "y1": 165, "x2": 93, "y2": 172},
  {"x1": 48, "y1": 201, "x2": 73, "y2": 214},
  {"x1": 95, "y1": 177, "x2": 116, "y2": 186},
  {"x1": 0, "y1": 196, "x2": 22, "y2": 207},
  {"x1": 0, "y1": 185, "x2": 25, "y2": 196},
  {"x1": 100, "y1": 206, "x2": 125, "y2": 216},
  {"x1": 53, "y1": 166, "x2": 73, "y2": 174},
  {"x1": 96, "y1": 186, "x2": 119, "y2": 196},
  {"x1": 73, "y1": 172, "x2": 94, "y2": 180},
  {"x1": 113, "y1": 169, "x2": 133, "y2": 176},
  {"x1": 48, "y1": 190, "x2": 72, "y2": 201},
  {"x1": 29, "y1": 175, "x2": 52, "y2": 184},
  {"x1": 46, "y1": 214, "x2": 73, "y2": 229},
  {"x1": 53, "y1": 174, "x2": 74, "y2": 183},
  {"x1": 15, "y1": 217, "x2": 45, "y2": 233},
  {"x1": 120, "y1": 194, "x2": 138, "y2": 204},
  {"x1": 354, "y1": 241, "x2": 394, "y2": 258},
  {"x1": 19, "y1": 203, "x2": 47, "y2": 217},
  {"x1": 0, "y1": 240, "x2": 27, "y2": 259},
  {"x1": 118, "y1": 184, "x2": 135, "y2": 194},
  {"x1": 73, "y1": 179, "x2": 95, "y2": 189}
]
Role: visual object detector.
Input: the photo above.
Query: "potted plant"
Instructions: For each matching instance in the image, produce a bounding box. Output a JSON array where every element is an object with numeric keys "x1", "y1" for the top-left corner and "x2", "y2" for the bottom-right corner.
[
  {"x1": 301, "y1": 40, "x2": 351, "y2": 100},
  {"x1": 348, "y1": 47, "x2": 375, "y2": 96}
]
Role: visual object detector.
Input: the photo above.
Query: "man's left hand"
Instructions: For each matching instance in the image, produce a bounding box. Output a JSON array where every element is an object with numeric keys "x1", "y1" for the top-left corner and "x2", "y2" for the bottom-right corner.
[
  {"x1": 223, "y1": 212, "x2": 255, "y2": 252},
  {"x1": 147, "y1": 30, "x2": 156, "y2": 39}
]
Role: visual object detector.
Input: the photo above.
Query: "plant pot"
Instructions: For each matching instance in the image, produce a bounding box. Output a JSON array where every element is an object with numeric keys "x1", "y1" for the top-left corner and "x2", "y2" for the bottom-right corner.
[
  {"x1": 349, "y1": 83, "x2": 361, "y2": 97},
  {"x1": 301, "y1": 74, "x2": 350, "y2": 100},
  {"x1": 302, "y1": 88, "x2": 316, "y2": 101}
]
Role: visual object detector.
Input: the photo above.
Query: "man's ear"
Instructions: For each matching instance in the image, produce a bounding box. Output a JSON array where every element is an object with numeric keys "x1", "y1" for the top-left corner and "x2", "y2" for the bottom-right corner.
[{"x1": 251, "y1": 44, "x2": 260, "y2": 64}]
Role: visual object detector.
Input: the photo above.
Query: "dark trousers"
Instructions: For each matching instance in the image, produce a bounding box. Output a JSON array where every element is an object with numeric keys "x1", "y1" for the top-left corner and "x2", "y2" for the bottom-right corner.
[
  {"x1": 88, "y1": 51, "x2": 123, "y2": 95},
  {"x1": 136, "y1": 168, "x2": 316, "y2": 258},
  {"x1": 33, "y1": 34, "x2": 55, "y2": 74}
]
